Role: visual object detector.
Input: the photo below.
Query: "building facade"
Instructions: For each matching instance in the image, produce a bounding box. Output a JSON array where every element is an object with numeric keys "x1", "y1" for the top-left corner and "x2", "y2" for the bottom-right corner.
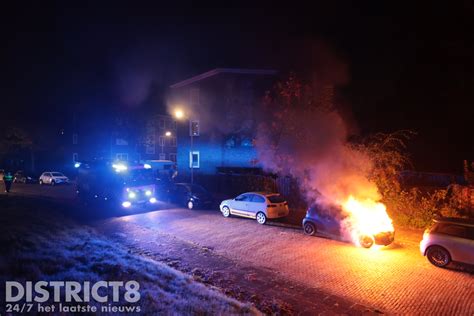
[
  {"x1": 168, "y1": 68, "x2": 277, "y2": 181},
  {"x1": 140, "y1": 114, "x2": 177, "y2": 162}
]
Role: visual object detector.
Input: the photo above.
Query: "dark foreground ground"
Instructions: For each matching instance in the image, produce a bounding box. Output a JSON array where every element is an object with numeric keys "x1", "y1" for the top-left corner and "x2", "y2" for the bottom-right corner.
[{"x1": 2, "y1": 182, "x2": 474, "y2": 315}]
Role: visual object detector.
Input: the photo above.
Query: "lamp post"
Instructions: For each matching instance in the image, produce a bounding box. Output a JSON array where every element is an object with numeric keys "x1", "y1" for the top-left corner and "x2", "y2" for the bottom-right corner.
[{"x1": 174, "y1": 108, "x2": 196, "y2": 184}]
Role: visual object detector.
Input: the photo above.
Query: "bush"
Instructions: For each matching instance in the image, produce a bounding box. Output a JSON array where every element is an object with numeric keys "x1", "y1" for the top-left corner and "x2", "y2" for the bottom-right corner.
[{"x1": 354, "y1": 131, "x2": 464, "y2": 229}]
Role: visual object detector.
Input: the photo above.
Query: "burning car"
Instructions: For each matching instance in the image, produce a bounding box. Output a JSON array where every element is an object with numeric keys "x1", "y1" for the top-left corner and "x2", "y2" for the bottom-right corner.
[{"x1": 302, "y1": 198, "x2": 395, "y2": 248}]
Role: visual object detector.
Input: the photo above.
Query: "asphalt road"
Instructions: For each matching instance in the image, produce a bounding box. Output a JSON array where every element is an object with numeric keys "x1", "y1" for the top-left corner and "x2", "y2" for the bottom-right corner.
[{"x1": 3, "y1": 183, "x2": 474, "y2": 314}]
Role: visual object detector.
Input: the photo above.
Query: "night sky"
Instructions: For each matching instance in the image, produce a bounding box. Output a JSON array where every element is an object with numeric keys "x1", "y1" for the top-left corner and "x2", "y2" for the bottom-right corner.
[{"x1": 1, "y1": 2, "x2": 473, "y2": 172}]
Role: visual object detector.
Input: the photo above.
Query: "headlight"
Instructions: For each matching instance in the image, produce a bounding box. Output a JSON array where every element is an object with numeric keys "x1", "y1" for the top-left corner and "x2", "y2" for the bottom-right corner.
[
  {"x1": 149, "y1": 197, "x2": 157, "y2": 203},
  {"x1": 145, "y1": 190, "x2": 152, "y2": 196},
  {"x1": 128, "y1": 192, "x2": 136, "y2": 199},
  {"x1": 122, "y1": 201, "x2": 132, "y2": 208}
]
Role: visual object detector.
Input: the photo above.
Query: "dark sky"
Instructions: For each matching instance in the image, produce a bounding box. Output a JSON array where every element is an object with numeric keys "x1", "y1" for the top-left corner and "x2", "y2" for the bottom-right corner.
[{"x1": 1, "y1": 1, "x2": 473, "y2": 172}]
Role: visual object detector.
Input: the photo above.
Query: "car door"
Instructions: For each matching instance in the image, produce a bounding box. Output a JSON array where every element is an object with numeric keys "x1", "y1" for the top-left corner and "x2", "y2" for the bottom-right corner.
[
  {"x1": 248, "y1": 194, "x2": 266, "y2": 217},
  {"x1": 436, "y1": 224, "x2": 473, "y2": 263},
  {"x1": 230, "y1": 194, "x2": 252, "y2": 217}
]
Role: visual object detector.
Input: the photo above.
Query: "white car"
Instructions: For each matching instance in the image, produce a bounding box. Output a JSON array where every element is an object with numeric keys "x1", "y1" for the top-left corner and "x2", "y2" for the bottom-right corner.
[
  {"x1": 420, "y1": 217, "x2": 474, "y2": 267},
  {"x1": 39, "y1": 172, "x2": 69, "y2": 185},
  {"x1": 220, "y1": 192, "x2": 289, "y2": 224}
]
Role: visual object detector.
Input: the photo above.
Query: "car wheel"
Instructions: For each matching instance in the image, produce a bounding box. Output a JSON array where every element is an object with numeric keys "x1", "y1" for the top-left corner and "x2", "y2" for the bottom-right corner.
[
  {"x1": 359, "y1": 235, "x2": 374, "y2": 248},
  {"x1": 256, "y1": 212, "x2": 267, "y2": 225},
  {"x1": 303, "y1": 222, "x2": 317, "y2": 236},
  {"x1": 39, "y1": 179, "x2": 43, "y2": 185},
  {"x1": 187, "y1": 200, "x2": 194, "y2": 210},
  {"x1": 426, "y1": 246, "x2": 451, "y2": 268},
  {"x1": 221, "y1": 206, "x2": 231, "y2": 217},
  {"x1": 51, "y1": 180, "x2": 55, "y2": 186}
]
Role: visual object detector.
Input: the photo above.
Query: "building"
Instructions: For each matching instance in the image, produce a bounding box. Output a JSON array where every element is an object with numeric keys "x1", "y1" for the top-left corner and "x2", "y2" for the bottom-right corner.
[
  {"x1": 140, "y1": 114, "x2": 177, "y2": 162},
  {"x1": 168, "y1": 68, "x2": 277, "y2": 181}
]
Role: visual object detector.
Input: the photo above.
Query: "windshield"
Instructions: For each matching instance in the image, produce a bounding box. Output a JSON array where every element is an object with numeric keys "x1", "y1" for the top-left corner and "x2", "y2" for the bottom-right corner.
[
  {"x1": 121, "y1": 169, "x2": 155, "y2": 186},
  {"x1": 52, "y1": 172, "x2": 64, "y2": 177},
  {"x1": 267, "y1": 194, "x2": 286, "y2": 203}
]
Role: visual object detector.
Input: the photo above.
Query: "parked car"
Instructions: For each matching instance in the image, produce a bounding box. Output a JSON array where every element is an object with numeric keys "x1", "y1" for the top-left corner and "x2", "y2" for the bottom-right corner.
[
  {"x1": 420, "y1": 217, "x2": 474, "y2": 267},
  {"x1": 168, "y1": 183, "x2": 213, "y2": 210},
  {"x1": 220, "y1": 192, "x2": 289, "y2": 224},
  {"x1": 39, "y1": 172, "x2": 69, "y2": 185},
  {"x1": 13, "y1": 171, "x2": 36, "y2": 183},
  {"x1": 302, "y1": 205, "x2": 395, "y2": 248}
]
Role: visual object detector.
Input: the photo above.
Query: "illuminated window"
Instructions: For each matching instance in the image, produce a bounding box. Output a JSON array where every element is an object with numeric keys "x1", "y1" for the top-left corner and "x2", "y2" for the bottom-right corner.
[
  {"x1": 190, "y1": 120, "x2": 199, "y2": 136},
  {"x1": 189, "y1": 151, "x2": 200, "y2": 168}
]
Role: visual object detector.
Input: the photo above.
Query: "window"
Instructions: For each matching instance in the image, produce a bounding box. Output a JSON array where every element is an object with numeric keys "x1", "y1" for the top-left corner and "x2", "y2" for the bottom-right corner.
[
  {"x1": 159, "y1": 119, "x2": 165, "y2": 129},
  {"x1": 251, "y1": 194, "x2": 266, "y2": 203},
  {"x1": 72, "y1": 133, "x2": 78, "y2": 145},
  {"x1": 146, "y1": 143, "x2": 155, "y2": 154},
  {"x1": 190, "y1": 120, "x2": 199, "y2": 136},
  {"x1": 159, "y1": 136, "x2": 165, "y2": 147},
  {"x1": 189, "y1": 151, "x2": 200, "y2": 168},
  {"x1": 235, "y1": 194, "x2": 251, "y2": 202},
  {"x1": 436, "y1": 224, "x2": 468, "y2": 239},
  {"x1": 116, "y1": 153, "x2": 128, "y2": 161},
  {"x1": 268, "y1": 194, "x2": 286, "y2": 203},
  {"x1": 72, "y1": 153, "x2": 79, "y2": 162},
  {"x1": 169, "y1": 153, "x2": 177, "y2": 162},
  {"x1": 146, "y1": 134, "x2": 155, "y2": 154},
  {"x1": 159, "y1": 153, "x2": 166, "y2": 160},
  {"x1": 170, "y1": 137, "x2": 177, "y2": 147}
]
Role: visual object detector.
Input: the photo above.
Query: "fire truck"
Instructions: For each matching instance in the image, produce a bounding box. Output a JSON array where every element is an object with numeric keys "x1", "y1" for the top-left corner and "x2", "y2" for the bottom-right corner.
[{"x1": 76, "y1": 160, "x2": 158, "y2": 210}]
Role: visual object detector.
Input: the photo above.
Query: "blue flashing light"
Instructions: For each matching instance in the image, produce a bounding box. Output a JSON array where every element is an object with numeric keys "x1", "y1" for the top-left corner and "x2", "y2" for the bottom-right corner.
[
  {"x1": 128, "y1": 191, "x2": 136, "y2": 199},
  {"x1": 144, "y1": 163, "x2": 152, "y2": 169}
]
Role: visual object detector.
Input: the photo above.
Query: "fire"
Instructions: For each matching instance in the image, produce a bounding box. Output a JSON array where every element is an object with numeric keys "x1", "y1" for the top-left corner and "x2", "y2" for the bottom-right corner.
[{"x1": 341, "y1": 195, "x2": 394, "y2": 247}]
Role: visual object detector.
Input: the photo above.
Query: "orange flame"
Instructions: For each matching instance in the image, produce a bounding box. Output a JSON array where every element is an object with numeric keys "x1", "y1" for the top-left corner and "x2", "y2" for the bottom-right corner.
[{"x1": 341, "y1": 195, "x2": 394, "y2": 247}]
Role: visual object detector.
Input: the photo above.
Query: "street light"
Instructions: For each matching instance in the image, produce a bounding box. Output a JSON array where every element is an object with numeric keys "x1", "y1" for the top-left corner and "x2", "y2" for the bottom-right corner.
[{"x1": 174, "y1": 109, "x2": 184, "y2": 120}]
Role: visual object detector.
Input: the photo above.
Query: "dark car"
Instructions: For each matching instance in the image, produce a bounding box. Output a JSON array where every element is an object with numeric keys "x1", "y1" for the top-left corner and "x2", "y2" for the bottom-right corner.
[
  {"x1": 168, "y1": 183, "x2": 213, "y2": 210},
  {"x1": 13, "y1": 171, "x2": 36, "y2": 183},
  {"x1": 302, "y1": 205, "x2": 395, "y2": 248}
]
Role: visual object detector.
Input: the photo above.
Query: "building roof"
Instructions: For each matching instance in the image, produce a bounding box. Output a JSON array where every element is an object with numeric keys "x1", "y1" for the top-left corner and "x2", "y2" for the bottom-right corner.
[{"x1": 170, "y1": 68, "x2": 277, "y2": 89}]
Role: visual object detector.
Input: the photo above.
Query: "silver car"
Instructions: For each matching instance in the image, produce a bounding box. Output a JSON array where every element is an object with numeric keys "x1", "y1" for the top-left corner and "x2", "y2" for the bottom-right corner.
[
  {"x1": 39, "y1": 172, "x2": 69, "y2": 185},
  {"x1": 420, "y1": 217, "x2": 474, "y2": 267},
  {"x1": 220, "y1": 192, "x2": 289, "y2": 224}
]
